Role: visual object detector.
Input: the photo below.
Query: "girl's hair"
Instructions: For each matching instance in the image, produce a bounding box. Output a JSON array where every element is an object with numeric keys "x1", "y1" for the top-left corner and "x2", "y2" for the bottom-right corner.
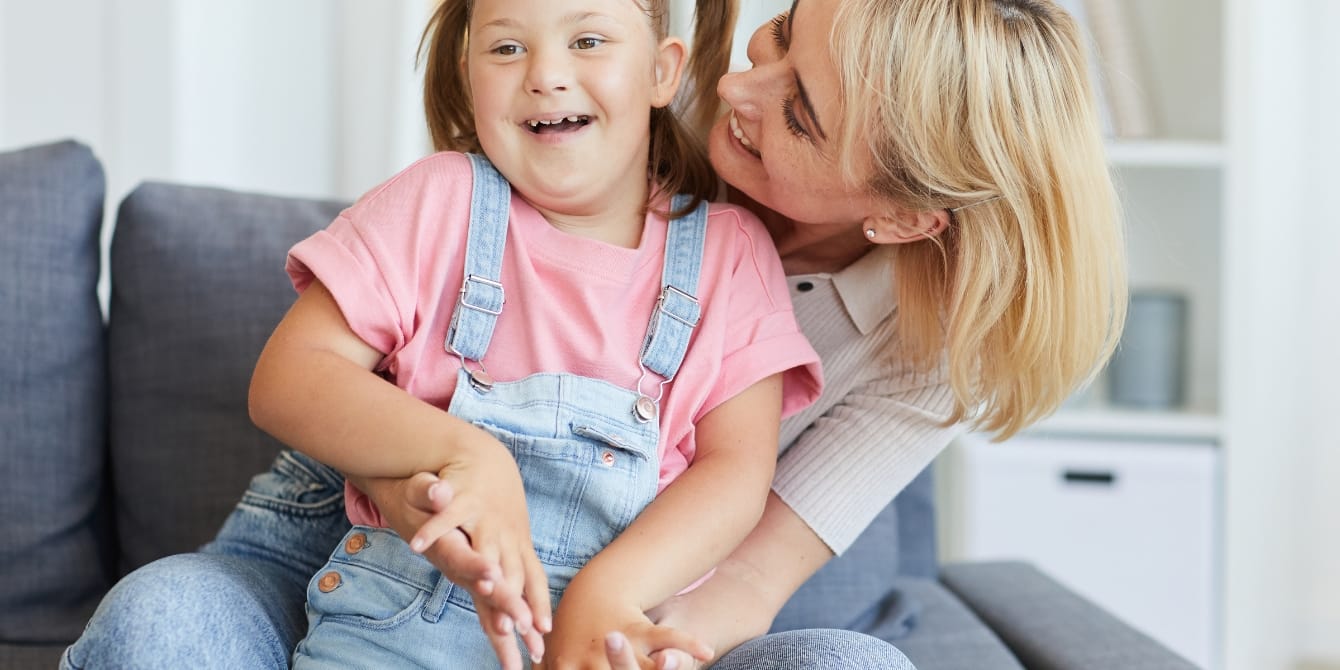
[
  {"x1": 829, "y1": 0, "x2": 1128, "y2": 440},
  {"x1": 418, "y1": 0, "x2": 736, "y2": 217}
]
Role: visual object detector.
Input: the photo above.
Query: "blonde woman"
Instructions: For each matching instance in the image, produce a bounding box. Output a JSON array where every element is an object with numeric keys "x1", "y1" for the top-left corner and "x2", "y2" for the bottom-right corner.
[{"x1": 62, "y1": 1, "x2": 1121, "y2": 668}]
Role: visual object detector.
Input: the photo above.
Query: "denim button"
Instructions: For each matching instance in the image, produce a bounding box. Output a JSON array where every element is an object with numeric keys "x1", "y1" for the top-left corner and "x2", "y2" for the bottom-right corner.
[
  {"x1": 345, "y1": 532, "x2": 368, "y2": 554},
  {"x1": 601, "y1": 451, "x2": 616, "y2": 467},
  {"x1": 318, "y1": 571, "x2": 342, "y2": 593}
]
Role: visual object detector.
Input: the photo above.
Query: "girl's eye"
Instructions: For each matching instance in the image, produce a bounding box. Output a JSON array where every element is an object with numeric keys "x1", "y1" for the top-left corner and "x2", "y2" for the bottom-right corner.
[
  {"x1": 572, "y1": 37, "x2": 603, "y2": 50},
  {"x1": 493, "y1": 44, "x2": 521, "y2": 56},
  {"x1": 782, "y1": 96, "x2": 809, "y2": 139},
  {"x1": 769, "y1": 12, "x2": 789, "y2": 50}
]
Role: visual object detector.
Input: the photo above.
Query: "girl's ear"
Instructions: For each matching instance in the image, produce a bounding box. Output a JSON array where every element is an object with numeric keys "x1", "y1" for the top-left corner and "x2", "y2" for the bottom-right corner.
[
  {"x1": 651, "y1": 37, "x2": 688, "y2": 108},
  {"x1": 864, "y1": 209, "x2": 950, "y2": 244}
]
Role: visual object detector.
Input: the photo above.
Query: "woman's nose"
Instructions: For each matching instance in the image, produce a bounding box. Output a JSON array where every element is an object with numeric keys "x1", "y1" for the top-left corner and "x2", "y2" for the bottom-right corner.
[
  {"x1": 719, "y1": 20, "x2": 781, "y2": 119},
  {"x1": 718, "y1": 65, "x2": 775, "y2": 121}
]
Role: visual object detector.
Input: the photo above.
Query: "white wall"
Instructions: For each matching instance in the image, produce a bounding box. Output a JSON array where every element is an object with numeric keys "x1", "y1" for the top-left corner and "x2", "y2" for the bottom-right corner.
[
  {"x1": 0, "y1": 0, "x2": 435, "y2": 306},
  {"x1": 1223, "y1": 0, "x2": 1340, "y2": 668}
]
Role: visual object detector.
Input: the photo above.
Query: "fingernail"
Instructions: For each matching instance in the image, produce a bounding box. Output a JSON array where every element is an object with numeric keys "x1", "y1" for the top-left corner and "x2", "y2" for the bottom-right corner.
[
  {"x1": 537, "y1": 616, "x2": 552, "y2": 633},
  {"x1": 500, "y1": 616, "x2": 513, "y2": 634},
  {"x1": 531, "y1": 653, "x2": 543, "y2": 664},
  {"x1": 605, "y1": 632, "x2": 624, "y2": 651},
  {"x1": 477, "y1": 579, "x2": 494, "y2": 595},
  {"x1": 409, "y1": 538, "x2": 425, "y2": 552},
  {"x1": 663, "y1": 655, "x2": 679, "y2": 670},
  {"x1": 427, "y1": 483, "x2": 441, "y2": 502}
]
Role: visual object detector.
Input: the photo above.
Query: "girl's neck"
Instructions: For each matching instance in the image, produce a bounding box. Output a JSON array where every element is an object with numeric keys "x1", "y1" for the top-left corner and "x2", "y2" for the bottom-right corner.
[
  {"x1": 528, "y1": 179, "x2": 651, "y2": 250},
  {"x1": 727, "y1": 186, "x2": 873, "y2": 275}
]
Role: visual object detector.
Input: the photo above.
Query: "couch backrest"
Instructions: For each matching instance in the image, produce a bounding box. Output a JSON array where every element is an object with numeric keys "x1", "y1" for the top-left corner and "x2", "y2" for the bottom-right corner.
[
  {"x1": 107, "y1": 182, "x2": 346, "y2": 573},
  {"x1": 0, "y1": 140, "x2": 112, "y2": 644}
]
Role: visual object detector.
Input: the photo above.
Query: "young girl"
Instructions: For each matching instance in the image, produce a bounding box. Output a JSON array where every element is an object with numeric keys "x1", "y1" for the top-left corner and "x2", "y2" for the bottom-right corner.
[{"x1": 247, "y1": 0, "x2": 820, "y2": 668}]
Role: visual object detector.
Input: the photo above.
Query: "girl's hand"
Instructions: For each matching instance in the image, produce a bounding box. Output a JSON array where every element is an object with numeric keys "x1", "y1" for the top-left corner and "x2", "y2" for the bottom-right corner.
[
  {"x1": 540, "y1": 586, "x2": 712, "y2": 670},
  {"x1": 353, "y1": 426, "x2": 551, "y2": 668},
  {"x1": 603, "y1": 631, "x2": 707, "y2": 670}
]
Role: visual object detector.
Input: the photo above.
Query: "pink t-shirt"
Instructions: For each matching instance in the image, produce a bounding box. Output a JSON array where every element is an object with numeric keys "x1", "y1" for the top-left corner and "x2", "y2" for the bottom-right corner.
[{"x1": 286, "y1": 152, "x2": 822, "y2": 526}]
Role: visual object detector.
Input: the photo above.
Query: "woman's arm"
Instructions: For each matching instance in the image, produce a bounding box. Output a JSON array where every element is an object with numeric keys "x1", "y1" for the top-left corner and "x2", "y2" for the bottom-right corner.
[{"x1": 542, "y1": 374, "x2": 783, "y2": 667}]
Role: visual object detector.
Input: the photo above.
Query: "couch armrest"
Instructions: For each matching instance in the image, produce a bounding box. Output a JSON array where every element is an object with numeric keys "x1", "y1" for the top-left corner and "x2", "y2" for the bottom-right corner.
[{"x1": 939, "y1": 561, "x2": 1199, "y2": 670}]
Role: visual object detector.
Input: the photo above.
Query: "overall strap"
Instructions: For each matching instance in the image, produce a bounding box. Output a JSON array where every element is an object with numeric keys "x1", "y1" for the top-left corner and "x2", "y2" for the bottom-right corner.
[
  {"x1": 445, "y1": 153, "x2": 511, "y2": 363},
  {"x1": 638, "y1": 195, "x2": 709, "y2": 381}
]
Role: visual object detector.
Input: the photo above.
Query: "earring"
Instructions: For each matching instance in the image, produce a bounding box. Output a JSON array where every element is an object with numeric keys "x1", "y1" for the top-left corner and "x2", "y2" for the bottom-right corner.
[{"x1": 864, "y1": 228, "x2": 877, "y2": 240}]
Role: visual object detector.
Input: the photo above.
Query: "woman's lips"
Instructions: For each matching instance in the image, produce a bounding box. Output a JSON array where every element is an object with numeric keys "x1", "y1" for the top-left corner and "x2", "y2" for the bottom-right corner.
[{"x1": 729, "y1": 112, "x2": 761, "y2": 158}]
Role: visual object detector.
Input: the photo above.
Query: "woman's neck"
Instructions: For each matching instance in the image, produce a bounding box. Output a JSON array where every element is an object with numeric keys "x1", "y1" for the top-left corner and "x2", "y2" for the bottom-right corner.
[{"x1": 728, "y1": 186, "x2": 873, "y2": 275}]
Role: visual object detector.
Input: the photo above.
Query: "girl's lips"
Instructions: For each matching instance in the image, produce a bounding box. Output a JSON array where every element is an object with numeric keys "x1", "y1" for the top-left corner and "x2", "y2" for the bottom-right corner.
[{"x1": 729, "y1": 111, "x2": 761, "y2": 158}]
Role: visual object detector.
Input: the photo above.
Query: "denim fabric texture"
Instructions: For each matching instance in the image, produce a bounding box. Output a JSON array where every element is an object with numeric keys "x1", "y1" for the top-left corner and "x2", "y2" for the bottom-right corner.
[
  {"x1": 0, "y1": 140, "x2": 111, "y2": 644},
  {"x1": 61, "y1": 451, "x2": 350, "y2": 670},
  {"x1": 294, "y1": 154, "x2": 699, "y2": 667},
  {"x1": 712, "y1": 629, "x2": 916, "y2": 669}
]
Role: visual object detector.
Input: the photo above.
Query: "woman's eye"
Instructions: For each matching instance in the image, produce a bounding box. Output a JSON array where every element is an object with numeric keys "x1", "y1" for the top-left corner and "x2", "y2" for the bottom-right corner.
[
  {"x1": 769, "y1": 12, "x2": 789, "y2": 50},
  {"x1": 782, "y1": 96, "x2": 809, "y2": 139},
  {"x1": 572, "y1": 37, "x2": 603, "y2": 50}
]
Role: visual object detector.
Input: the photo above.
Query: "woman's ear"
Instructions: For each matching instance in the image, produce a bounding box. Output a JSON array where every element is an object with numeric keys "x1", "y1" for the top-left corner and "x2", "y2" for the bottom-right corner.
[
  {"x1": 651, "y1": 37, "x2": 688, "y2": 108},
  {"x1": 864, "y1": 209, "x2": 950, "y2": 244}
]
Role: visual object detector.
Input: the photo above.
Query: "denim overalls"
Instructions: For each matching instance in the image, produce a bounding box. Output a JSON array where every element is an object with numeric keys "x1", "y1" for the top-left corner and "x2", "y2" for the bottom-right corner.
[{"x1": 292, "y1": 154, "x2": 708, "y2": 669}]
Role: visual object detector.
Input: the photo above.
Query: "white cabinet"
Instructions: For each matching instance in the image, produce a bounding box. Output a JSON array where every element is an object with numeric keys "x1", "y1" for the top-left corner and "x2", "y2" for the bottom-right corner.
[{"x1": 948, "y1": 433, "x2": 1220, "y2": 669}]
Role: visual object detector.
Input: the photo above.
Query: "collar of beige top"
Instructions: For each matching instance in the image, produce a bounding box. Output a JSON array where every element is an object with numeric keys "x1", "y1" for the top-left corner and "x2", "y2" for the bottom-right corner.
[{"x1": 792, "y1": 245, "x2": 896, "y2": 336}]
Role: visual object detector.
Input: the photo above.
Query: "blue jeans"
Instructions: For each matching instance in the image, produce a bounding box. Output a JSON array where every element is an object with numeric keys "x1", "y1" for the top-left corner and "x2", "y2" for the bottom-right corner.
[{"x1": 61, "y1": 450, "x2": 915, "y2": 669}]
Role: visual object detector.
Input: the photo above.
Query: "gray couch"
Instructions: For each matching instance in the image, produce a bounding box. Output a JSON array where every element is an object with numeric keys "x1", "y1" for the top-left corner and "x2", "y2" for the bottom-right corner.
[{"x1": 0, "y1": 139, "x2": 1197, "y2": 669}]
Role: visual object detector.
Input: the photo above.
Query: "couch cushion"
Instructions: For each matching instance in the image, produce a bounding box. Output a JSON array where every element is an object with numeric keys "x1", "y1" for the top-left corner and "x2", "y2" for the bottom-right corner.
[
  {"x1": 108, "y1": 183, "x2": 346, "y2": 573},
  {"x1": 890, "y1": 577, "x2": 1025, "y2": 670},
  {"x1": 0, "y1": 140, "x2": 112, "y2": 643}
]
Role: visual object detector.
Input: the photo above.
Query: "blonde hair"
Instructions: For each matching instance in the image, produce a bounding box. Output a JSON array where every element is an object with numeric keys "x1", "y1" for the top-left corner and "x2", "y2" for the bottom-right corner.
[
  {"x1": 830, "y1": 0, "x2": 1127, "y2": 440},
  {"x1": 418, "y1": 0, "x2": 736, "y2": 217}
]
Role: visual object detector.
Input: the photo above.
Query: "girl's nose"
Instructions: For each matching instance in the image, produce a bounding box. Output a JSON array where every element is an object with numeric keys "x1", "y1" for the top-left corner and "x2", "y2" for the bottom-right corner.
[{"x1": 525, "y1": 47, "x2": 570, "y2": 94}]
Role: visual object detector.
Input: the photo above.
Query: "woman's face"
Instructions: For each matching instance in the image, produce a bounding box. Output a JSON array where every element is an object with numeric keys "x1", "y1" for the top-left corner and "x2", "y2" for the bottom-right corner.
[{"x1": 708, "y1": 0, "x2": 884, "y2": 228}]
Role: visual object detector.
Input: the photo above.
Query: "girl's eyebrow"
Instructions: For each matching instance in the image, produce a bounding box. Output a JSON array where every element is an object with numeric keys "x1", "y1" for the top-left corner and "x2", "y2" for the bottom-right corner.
[{"x1": 787, "y1": 1, "x2": 828, "y2": 140}]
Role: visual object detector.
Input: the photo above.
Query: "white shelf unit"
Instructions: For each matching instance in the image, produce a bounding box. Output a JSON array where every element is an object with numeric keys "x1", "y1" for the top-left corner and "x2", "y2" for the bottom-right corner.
[
  {"x1": 941, "y1": 1, "x2": 1229, "y2": 668},
  {"x1": 950, "y1": 432, "x2": 1220, "y2": 669}
]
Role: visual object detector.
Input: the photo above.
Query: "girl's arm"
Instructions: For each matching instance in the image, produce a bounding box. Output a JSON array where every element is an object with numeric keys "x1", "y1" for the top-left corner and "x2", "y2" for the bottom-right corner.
[
  {"x1": 250, "y1": 279, "x2": 486, "y2": 477},
  {"x1": 249, "y1": 279, "x2": 551, "y2": 668},
  {"x1": 608, "y1": 370, "x2": 958, "y2": 668},
  {"x1": 541, "y1": 373, "x2": 784, "y2": 667}
]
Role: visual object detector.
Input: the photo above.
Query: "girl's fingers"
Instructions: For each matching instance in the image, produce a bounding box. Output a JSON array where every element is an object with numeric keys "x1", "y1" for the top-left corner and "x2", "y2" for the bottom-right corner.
[
  {"x1": 478, "y1": 601, "x2": 524, "y2": 670},
  {"x1": 421, "y1": 527, "x2": 500, "y2": 589},
  {"x1": 639, "y1": 626, "x2": 714, "y2": 662},
  {"x1": 402, "y1": 472, "x2": 445, "y2": 512},
  {"x1": 408, "y1": 503, "x2": 472, "y2": 553},
  {"x1": 650, "y1": 649, "x2": 697, "y2": 670},
  {"x1": 605, "y1": 632, "x2": 655, "y2": 670},
  {"x1": 522, "y1": 547, "x2": 553, "y2": 634}
]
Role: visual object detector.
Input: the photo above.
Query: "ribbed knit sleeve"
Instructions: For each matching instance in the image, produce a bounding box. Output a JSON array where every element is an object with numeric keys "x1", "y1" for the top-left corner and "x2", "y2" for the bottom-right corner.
[{"x1": 772, "y1": 278, "x2": 959, "y2": 555}]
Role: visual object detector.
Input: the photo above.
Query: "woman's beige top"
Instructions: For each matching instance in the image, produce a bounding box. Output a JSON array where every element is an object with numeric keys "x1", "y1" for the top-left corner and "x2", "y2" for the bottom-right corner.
[{"x1": 775, "y1": 247, "x2": 959, "y2": 555}]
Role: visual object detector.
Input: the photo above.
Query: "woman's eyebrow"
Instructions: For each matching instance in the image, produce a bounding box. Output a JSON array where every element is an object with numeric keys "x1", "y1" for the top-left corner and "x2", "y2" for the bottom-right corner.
[{"x1": 788, "y1": 1, "x2": 828, "y2": 140}]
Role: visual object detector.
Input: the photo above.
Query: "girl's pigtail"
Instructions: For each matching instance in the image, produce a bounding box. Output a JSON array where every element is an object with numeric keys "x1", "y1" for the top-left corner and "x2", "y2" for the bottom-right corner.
[
  {"x1": 683, "y1": 0, "x2": 738, "y2": 137},
  {"x1": 418, "y1": 0, "x2": 478, "y2": 153}
]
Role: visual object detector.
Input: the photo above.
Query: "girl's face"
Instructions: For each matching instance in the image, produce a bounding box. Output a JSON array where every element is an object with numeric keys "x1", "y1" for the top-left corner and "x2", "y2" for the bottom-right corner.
[
  {"x1": 467, "y1": 0, "x2": 681, "y2": 220},
  {"x1": 709, "y1": 0, "x2": 886, "y2": 229}
]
